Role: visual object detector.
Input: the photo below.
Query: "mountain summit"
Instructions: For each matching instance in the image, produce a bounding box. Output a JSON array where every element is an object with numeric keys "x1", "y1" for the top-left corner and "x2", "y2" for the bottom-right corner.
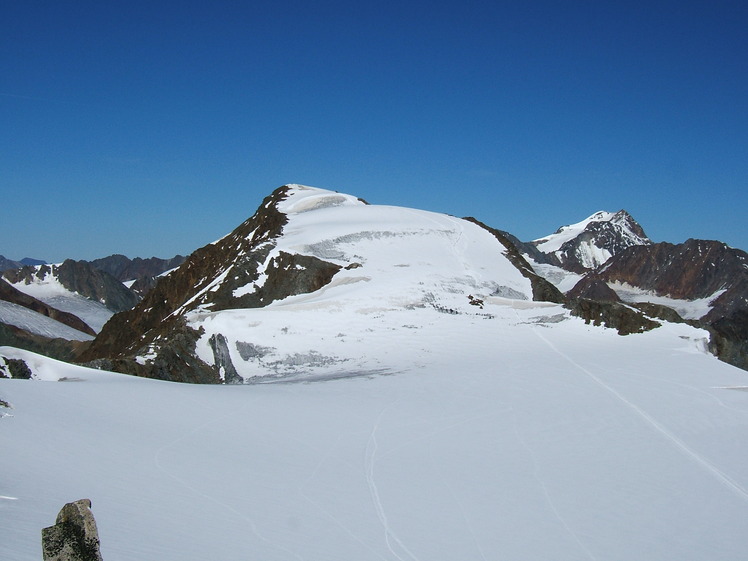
[
  {"x1": 81, "y1": 184, "x2": 561, "y2": 382},
  {"x1": 531, "y1": 210, "x2": 651, "y2": 271}
]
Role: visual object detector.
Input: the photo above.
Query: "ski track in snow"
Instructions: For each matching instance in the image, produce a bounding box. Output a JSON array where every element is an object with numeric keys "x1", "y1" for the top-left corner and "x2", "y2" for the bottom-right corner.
[
  {"x1": 152, "y1": 404, "x2": 306, "y2": 561},
  {"x1": 298, "y1": 431, "x2": 390, "y2": 561},
  {"x1": 529, "y1": 326, "x2": 748, "y2": 505},
  {"x1": 510, "y1": 409, "x2": 599, "y2": 561},
  {"x1": 624, "y1": 369, "x2": 748, "y2": 418},
  {"x1": 365, "y1": 403, "x2": 422, "y2": 561},
  {"x1": 431, "y1": 448, "x2": 490, "y2": 561}
]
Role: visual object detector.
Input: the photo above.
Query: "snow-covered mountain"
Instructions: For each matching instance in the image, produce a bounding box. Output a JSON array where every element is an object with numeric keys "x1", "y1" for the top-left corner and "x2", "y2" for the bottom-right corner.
[
  {"x1": 81, "y1": 185, "x2": 559, "y2": 382},
  {"x1": 530, "y1": 210, "x2": 651, "y2": 271}
]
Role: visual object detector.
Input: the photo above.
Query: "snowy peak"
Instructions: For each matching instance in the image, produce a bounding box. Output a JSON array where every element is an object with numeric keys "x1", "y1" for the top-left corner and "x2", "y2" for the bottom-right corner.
[
  {"x1": 531, "y1": 209, "x2": 651, "y2": 271},
  {"x1": 82, "y1": 184, "x2": 545, "y2": 383}
]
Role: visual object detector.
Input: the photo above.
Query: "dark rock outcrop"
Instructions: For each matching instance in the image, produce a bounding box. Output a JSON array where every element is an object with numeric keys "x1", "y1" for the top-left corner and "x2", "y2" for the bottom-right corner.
[
  {"x1": 568, "y1": 299, "x2": 661, "y2": 335},
  {"x1": 567, "y1": 275, "x2": 622, "y2": 302},
  {"x1": 209, "y1": 333, "x2": 242, "y2": 384},
  {"x1": 41, "y1": 499, "x2": 103, "y2": 561},
  {"x1": 708, "y1": 307, "x2": 748, "y2": 372},
  {"x1": 0, "y1": 354, "x2": 32, "y2": 379}
]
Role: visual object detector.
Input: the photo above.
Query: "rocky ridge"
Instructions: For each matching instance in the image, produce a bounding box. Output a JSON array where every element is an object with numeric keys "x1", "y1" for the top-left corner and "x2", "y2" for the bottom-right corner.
[{"x1": 79, "y1": 186, "x2": 344, "y2": 382}]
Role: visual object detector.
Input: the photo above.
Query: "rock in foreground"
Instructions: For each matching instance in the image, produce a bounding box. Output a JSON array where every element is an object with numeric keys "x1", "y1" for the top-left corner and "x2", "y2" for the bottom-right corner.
[{"x1": 41, "y1": 499, "x2": 103, "y2": 561}]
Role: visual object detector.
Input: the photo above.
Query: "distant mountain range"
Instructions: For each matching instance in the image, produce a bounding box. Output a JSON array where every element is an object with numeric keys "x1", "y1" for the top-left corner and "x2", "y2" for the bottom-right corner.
[
  {"x1": 0, "y1": 256, "x2": 47, "y2": 271},
  {"x1": 1, "y1": 185, "x2": 746, "y2": 377},
  {"x1": 0, "y1": 254, "x2": 184, "y2": 360}
]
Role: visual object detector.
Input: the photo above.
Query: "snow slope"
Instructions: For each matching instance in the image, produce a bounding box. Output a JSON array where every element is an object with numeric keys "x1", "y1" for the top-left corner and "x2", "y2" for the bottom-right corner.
[
  {"x1": 3, "y1": 314, "x2": 748, "y2": 561},
  {"x1": 525, "y1": 258, "x2": 585, "y2": 294},
  {"x1": 0, "y1": 301, "x2": 94, "y2": 341},
  {"x1": 534, "y1": 211, "x2": 617, "y2": 253},
  {"x1": 609, "y1": 282, "x2": 728, "y2": 320},
  {"x1": 8, "y1": 271, "x2": 113, "y2": 333}
]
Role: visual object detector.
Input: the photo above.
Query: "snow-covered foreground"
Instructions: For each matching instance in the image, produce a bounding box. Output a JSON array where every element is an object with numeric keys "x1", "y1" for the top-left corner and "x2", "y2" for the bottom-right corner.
[{"x1": 3, "y1": 314, "x2": 748, "y2": 561}]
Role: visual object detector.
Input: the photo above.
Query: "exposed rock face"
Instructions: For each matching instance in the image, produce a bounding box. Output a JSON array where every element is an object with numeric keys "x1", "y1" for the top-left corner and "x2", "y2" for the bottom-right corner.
[
  {"x1": 79, "y1": 186, "x2": 343, "y2": 383},
  {"x1": 209, "y1": 333, "x2": 242, "y2": 384},
  {"x1": 3, "y1": 260, "x2": 139, "y2": 313},
  {"x1": 596, "y1": 239, "x2": 748, "y2": 301},
  {"x1": 567, "y1": 275, "x2": 622, "y2": 302},
  {"x1": 709, "y1": 308, "x2": 748, "y2": 372},
  {"x1": 0, "y1": 323, "x2": 87, "y2": 362},
  {"x1": 567, "y1": 298, "x2": 661, "y2": 335},
  {"x1": 41, "y1": 499, "x2": 103, "y2": 561},
  {"x1": 0, "y1": 278, "x2": 96, "y2": 336},
  {"x1": 530, "y1": 210, "x2": 651, "y2": 272},
  {"x1": 584, "y1": 239, "x2": 748, "y2": 371},
  {"x1": 126, "y1": 276, "x2": 158, "y2": 297},
  {"x1": 89, "y1": 254, "x2": 186, "y2": 282},
  {"x1": 88, "y1": 254, "x2": 187, "y2": 297},
  {"x1": 0, "y1": 354, "x2": 32, "y2": 379}
]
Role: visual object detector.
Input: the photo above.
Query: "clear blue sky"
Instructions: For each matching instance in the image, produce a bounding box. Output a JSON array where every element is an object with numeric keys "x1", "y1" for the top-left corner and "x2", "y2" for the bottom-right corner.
[{"x1": 3, "y1": 0, "x2": 747, "y2": 262}]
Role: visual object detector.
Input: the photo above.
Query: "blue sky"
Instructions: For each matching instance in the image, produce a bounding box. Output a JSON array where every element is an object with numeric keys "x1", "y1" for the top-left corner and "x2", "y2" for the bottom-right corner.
[{"x1": 3, "y1": 0, "x2": 747, "y2": 262}]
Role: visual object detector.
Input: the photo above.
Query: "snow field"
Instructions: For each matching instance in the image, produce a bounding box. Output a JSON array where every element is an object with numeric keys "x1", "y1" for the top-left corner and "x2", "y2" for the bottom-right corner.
[
  {"x1": 3, "y1": 317, "x2": 748, "y2": 560},
  {"x1": 0, "y1": 301, "x2": 94, "y2": 341}
]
